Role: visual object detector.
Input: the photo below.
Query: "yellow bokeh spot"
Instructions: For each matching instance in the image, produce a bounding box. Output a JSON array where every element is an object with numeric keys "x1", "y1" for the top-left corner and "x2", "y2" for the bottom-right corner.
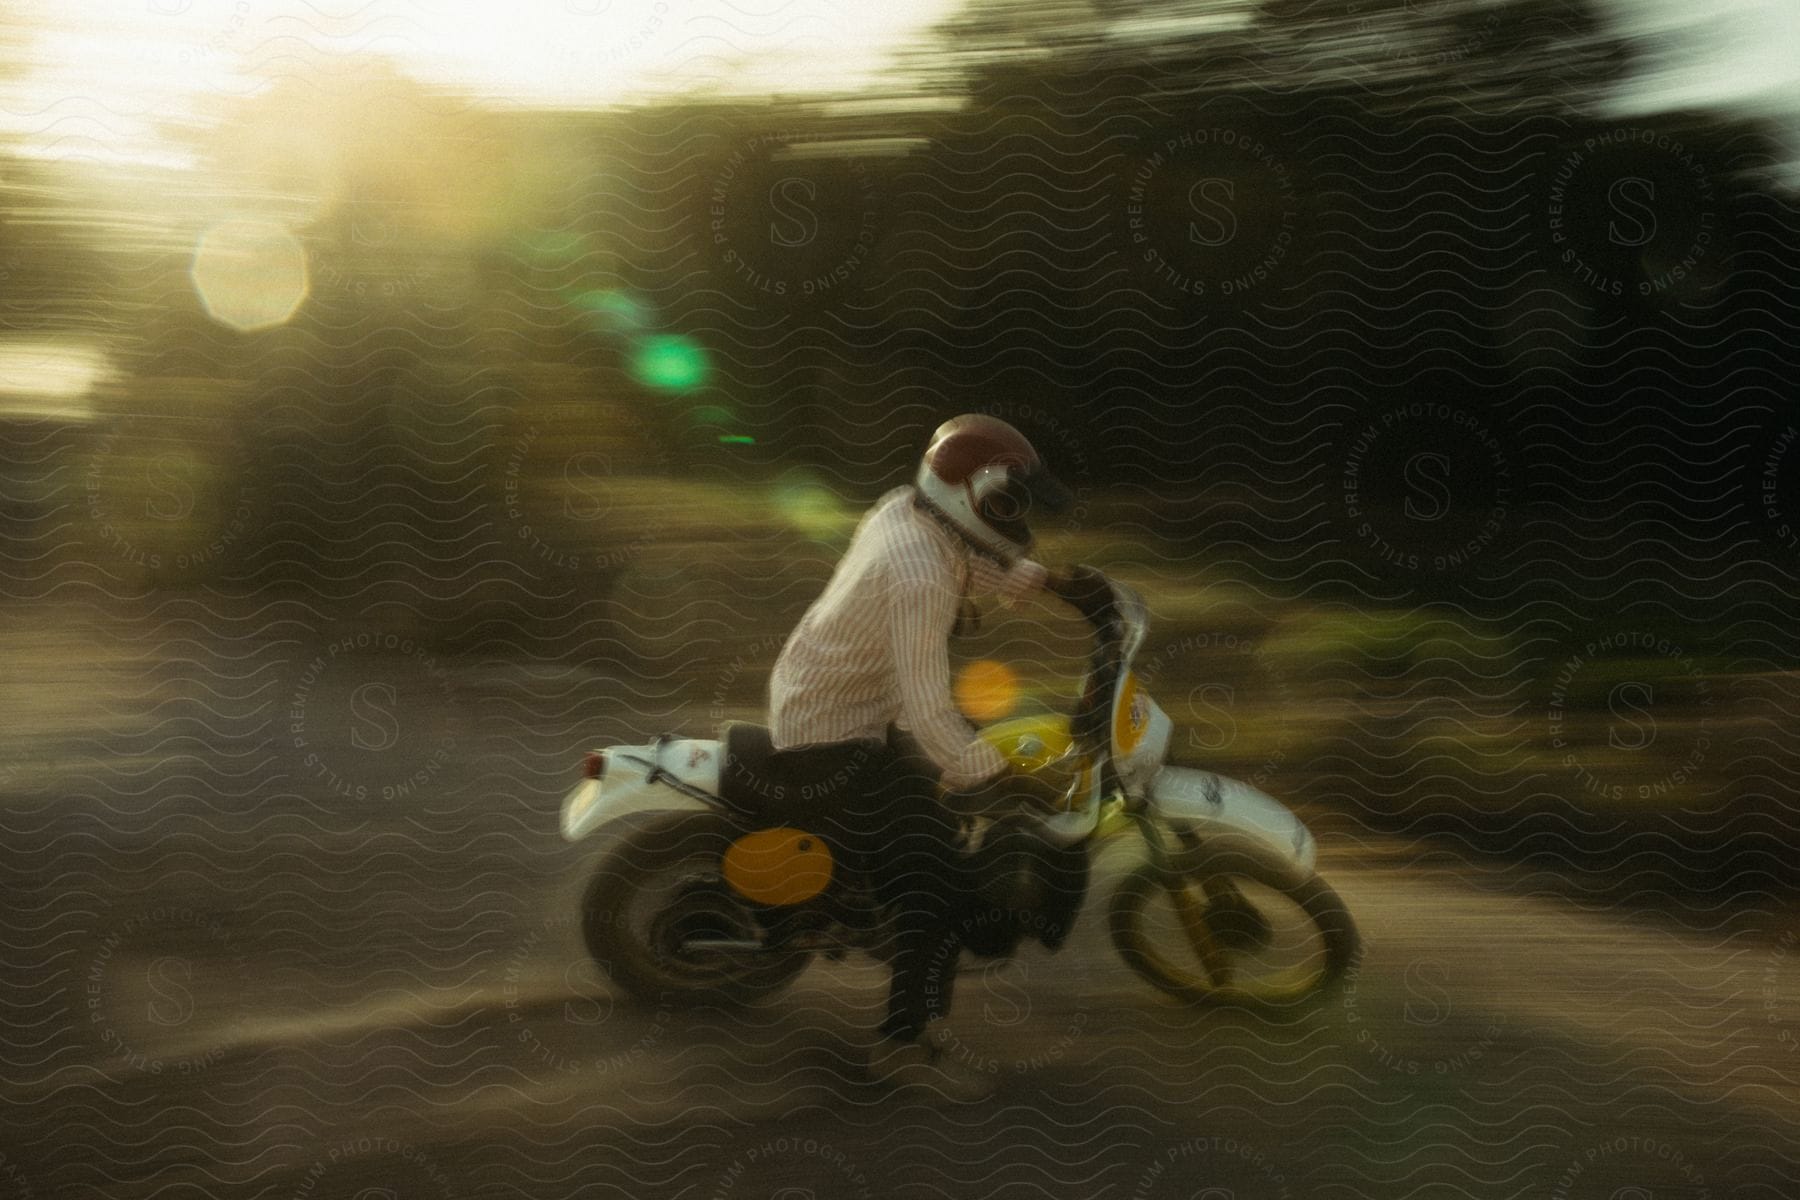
[
  {"x1": 190, "y1": 220, "x2": 309, "y2": 331},
  {"x1": 956, "y1": 659, "x2": 1020, "y2": 723},
  {"x1": 772, "y1": 472, "x2": 850, "y2": 542}
]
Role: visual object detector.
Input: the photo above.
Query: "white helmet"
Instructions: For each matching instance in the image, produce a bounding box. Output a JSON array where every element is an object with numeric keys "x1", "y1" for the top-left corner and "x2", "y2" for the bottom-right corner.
[{"x1": 914, "y1": 414, "x2": 1072, "y2": 563}]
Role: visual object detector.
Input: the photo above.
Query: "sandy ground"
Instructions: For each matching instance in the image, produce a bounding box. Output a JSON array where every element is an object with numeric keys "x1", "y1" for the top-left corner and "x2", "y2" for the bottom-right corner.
[{"x1": 2, "y1": 608, "x2": 1794, "y2": 1200}]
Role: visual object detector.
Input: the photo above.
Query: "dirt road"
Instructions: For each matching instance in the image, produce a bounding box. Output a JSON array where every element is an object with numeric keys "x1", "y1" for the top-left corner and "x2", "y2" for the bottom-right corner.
[{"x1": 1, "y1": 623, "x2": 1793, "y2": 1200}]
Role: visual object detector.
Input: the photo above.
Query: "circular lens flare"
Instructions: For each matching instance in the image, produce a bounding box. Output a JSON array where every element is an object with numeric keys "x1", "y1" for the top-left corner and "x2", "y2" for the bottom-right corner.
[
  {"x1": 956, "y1": 659, "x2": 1020, "y2": 722},
  {"x1": 575, "y1": 288, "x2": 649, "y2": 333},
  {"x1": 631, "y1": 335, "x2": 708, "y2": 391},
  {"x1": 190, "y1": 220, "x2": 309, "y2": 331},
  {"x1": 773, "y1": 472, "x2": 845, "y2": 541}
]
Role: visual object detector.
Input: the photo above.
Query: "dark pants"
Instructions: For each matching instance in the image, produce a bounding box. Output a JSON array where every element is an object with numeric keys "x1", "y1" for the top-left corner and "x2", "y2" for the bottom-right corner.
[{"x1": 763, "y1": 730, "x2": 971, "y2": 1043}]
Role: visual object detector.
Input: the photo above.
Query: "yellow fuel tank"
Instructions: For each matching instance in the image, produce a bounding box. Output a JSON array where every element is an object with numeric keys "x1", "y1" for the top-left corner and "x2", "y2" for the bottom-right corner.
[{"x1": 978, "y1": 714, "x2": 1092, "y2": 807}]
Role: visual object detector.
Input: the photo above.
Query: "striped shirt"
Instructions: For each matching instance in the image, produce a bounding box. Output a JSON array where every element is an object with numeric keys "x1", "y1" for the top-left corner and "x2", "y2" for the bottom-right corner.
[{"x1": 769, "y1": 486, "x2": 1045, "y2": 790}]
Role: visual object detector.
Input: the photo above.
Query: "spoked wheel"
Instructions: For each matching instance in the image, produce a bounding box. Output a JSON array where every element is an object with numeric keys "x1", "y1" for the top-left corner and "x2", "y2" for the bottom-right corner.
[
  {"x1": 1196, "y1": 879, "x2": 1276, "y2": 954},
  {"x1": 582, "y1": 813, "x2": 811, "y2": 1007},
  {"x1": 1109, "y1": 832, "x2": 1358, "y2": 1014}
]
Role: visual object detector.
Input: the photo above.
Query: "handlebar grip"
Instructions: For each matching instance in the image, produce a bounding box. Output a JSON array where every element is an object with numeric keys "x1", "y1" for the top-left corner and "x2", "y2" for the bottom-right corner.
[{"x1": 1045, "y1": 564, "x2": 1111, "y2": 614}]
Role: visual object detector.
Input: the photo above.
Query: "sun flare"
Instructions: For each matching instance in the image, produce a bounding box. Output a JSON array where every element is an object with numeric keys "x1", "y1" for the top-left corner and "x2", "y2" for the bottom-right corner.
[{"x1": 1, "y1": 0, "x2": 962, "y2": 170}]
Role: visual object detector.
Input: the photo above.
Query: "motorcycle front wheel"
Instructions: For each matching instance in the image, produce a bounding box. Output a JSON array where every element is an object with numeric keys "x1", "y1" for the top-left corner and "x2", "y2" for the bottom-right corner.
[
  {"x1": 581, "y1": 812, "x2": 813, "y2": 1008},
  {"x1": 1108, "y1": 830, "x2": 1358, "y2": 1014}
]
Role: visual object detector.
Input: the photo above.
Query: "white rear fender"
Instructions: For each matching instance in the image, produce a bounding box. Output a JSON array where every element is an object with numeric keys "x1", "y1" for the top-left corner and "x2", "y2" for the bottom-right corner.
[
  {"x1": 1149, "y1": 766, "x2": 1316, "y2": 872},
  {"x1": 560, "y1": 738, "x2": 724, "y2": 842}
]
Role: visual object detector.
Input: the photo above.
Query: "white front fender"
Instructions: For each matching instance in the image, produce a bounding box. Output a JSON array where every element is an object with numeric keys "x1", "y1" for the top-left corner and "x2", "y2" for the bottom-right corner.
[{"x1": 1149, "y1": 766, "x2": 1316, "y2": 872}]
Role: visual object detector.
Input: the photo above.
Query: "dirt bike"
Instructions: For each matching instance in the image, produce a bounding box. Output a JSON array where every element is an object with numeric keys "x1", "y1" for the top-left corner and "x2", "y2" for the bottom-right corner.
[{"x1": 557, "y1": 566, "x2": 1358, "y2": 1013}]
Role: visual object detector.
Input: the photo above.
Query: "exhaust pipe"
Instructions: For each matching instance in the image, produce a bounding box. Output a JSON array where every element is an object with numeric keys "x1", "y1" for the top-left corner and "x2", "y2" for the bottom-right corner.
[{"x1": 682, "y1": 938, "x2": 765, "y2": 953}]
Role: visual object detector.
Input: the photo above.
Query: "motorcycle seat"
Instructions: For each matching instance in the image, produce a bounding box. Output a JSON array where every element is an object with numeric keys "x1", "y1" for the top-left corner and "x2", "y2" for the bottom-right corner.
[
  {"x1": 718, "y1": 722, "x2": 788, "y2": 818},
  {"x1": 716, "y1": 722, "x2": 885, "y2": 828}
]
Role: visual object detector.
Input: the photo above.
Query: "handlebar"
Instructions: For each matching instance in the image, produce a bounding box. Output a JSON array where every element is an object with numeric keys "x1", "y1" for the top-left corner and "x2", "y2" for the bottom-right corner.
[
  {"x1": 1044, "y1": 564, "x2": 1116, "y2": 626},
  {"x1": 1044, "y1": 564, "x2": 1126, "y2": 756}
]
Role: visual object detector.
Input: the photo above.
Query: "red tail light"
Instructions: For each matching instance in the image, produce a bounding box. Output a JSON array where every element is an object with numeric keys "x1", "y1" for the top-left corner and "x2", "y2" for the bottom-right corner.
[{"x1": 582, "y1": 752, "x2": 605, "y2": 780}]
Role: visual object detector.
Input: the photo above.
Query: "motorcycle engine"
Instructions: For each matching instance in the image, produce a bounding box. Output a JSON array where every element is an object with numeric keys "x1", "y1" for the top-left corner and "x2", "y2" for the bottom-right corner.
[{"x1": 960, "y1": 815, "x2": 1091, "y2": 958}]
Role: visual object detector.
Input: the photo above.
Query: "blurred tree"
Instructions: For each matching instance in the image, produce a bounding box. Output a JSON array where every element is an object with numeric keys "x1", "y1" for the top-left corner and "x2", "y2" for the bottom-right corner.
[{"x1": 914, "y1": 0, "x2": 1627, "y2": 108}]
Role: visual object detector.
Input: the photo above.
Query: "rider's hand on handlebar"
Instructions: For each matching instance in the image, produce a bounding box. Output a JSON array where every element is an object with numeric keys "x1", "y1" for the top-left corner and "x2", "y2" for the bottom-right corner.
[
  {"x1": 995, "y1": 558, "x2": 1049, "y2": 609},
  {"x1": 1044, "y1": 564, "x2": 1110, "y2": 613},
  {"x1": 1042, "y1": 565, "x2": 1078, "y2": 593}
]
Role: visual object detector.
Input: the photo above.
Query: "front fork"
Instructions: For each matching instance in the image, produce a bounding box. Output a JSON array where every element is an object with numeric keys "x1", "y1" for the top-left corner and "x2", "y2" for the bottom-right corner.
[{"x1": 1131, "y1": 807, "x2": 1235, "y2": 988}]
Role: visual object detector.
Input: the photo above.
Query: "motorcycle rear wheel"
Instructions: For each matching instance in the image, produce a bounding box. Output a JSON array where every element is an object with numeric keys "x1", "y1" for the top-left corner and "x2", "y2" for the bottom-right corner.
[
  {"x1": 582, "y1": 812, "x2": 813, "y2": 1008},
  {"x1": 1108, "y1": 831, "x2": 1358, "y2": 1014}
]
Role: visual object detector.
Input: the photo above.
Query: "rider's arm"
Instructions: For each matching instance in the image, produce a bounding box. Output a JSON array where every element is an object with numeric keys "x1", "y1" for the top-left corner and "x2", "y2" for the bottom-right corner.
[
  {"x1": 965, "y1": 555, "x2": 1049, "y2": 609},
  {"x1": 885, "y1": 558, "x2": 1009, "y2": 791}
]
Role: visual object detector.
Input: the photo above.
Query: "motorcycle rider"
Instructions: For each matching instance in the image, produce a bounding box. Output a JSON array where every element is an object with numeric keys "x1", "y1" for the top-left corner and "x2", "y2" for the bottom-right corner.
[{"x1": 762, "y1": 413, "x2": 1076, "y2": 1101}]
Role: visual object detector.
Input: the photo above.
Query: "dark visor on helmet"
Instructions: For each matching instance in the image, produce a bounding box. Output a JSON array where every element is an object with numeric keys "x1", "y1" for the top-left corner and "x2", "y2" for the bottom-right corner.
[{"x1": 1020, "y1": 466, "x2": 1073, "y2": 515}]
